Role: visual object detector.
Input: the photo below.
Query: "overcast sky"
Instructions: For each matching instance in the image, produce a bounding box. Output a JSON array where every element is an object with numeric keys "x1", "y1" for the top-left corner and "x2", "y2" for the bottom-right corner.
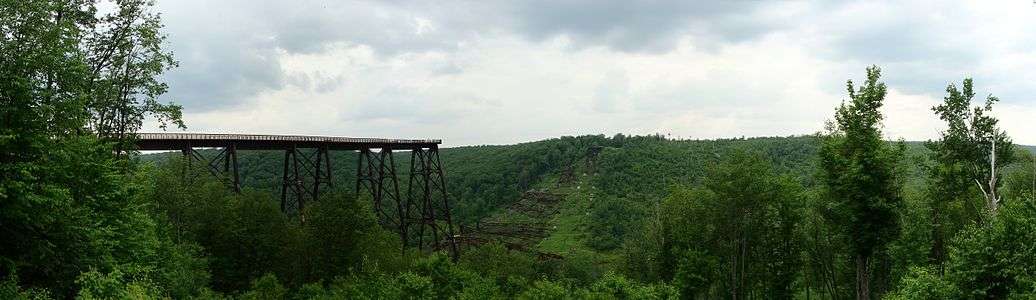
[{"x1": 145, "y1": 0, "x2": 1036, "y2": 146}]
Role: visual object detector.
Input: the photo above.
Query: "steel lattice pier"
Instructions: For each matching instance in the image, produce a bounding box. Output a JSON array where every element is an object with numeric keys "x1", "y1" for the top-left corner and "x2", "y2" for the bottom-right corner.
[{"x1": 136, "y1": 132, "x2": 459, "y2": 260}]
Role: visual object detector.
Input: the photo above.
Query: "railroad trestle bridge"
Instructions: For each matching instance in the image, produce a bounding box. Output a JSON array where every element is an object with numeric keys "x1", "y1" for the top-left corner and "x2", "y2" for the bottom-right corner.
[{"x1": 134, "y1": 133, "x2": 458, "y2": 259}]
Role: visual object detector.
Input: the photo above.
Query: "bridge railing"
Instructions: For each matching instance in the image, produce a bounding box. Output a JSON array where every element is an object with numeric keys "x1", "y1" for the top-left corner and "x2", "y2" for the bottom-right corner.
[{"x1": 135, "y1": 132, "x2": 441, "y2": 145}]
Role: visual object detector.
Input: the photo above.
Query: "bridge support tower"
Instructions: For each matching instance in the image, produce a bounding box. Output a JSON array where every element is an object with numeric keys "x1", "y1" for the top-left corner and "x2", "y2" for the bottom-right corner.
[
  {"x1": 281, "y1": 146, "x2": 333, "y2": 214},
  {"x1": 140, "y1": 133, "x2": 458, "y2": 260},
  {"x1": 180, "y1": 142, "x2": 241, "y2": 193},
  {"x1": 408, "y1": 146, "x2": 459, "y2": 260},
  {"x1": 356, "y1": 146, "x2": 459, "y2": 260}
]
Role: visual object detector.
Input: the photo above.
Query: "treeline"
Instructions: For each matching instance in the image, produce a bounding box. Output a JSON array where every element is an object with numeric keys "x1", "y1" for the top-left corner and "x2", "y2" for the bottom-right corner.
[
  {"x1": 170, "y1": 135, "x2": 824, "y2": 227},
  {"x1": 139, "y1": 135, "x2": 609, "y2": 225},
  {"x1": 592, "y1": 69, "x2": 1036, "y2": 299}
]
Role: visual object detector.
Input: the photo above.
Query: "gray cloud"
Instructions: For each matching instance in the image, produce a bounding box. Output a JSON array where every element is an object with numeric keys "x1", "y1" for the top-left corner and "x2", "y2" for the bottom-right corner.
[
  {"x1": 158, "y1": 1, "x2": 284, "y2": 111},
  {"x1": 286, "y1": 71, "x2": 342, "y2": 94},
  {"x1": 349, "y1": 87, "x2": 498, "y2": 124},
  {"x1": 151, "y1": 0, "x2": 1036, "y2": 146},
  {"x1": 258, "y1": 1, "x2": 464, "y2": 55},
  {"x1": 157, "y1": 0, "x2": 471, "y2": 111},
  {"x1": 162, "y1": 40, "x2": 285, "y2": 111},
  {"x1": 505, "y1": 1, "x2": 782, "y2": 52},
  {"x1": 591, "y1": 71, "x2": 629, "y2": 113},
  {"x1": 156, "y1": 0, "x2": 800, "y2": 112}
]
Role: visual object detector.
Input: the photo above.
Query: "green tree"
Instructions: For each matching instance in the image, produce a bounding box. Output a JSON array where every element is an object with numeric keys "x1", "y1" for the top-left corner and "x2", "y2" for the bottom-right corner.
[
  {"x1": 888, "y1": 198, "x2": 1036, "y2": 299},
  {"x1": 1, "y1": 4, "x2": 95, "y2": 290},
  {"x1": 925, "y1": 79, "x2": 1015, "y2": 270},
  {"x1": 818, "y1": 66, "x2": 904, "y2": 299},
  {"x1": 81, "y1": 0, "x2": 184, "y2": 149},
  {"x1": 584, "y1": 273, "x2": 679, "y2": 300},
  {"x1": 588, "y1": 195, "x2": 645, "y2": 251},
  {"x1": 884, "y1": 267, "x2": 957, "y2": 300},
  {"x1": 1000, "y1": 149, "x2": 1035, "y2": 202},
  {"x1": 800, "y1": 188, "x2": 855, "y2": 298},
  {"x1": 74, "y1": 268, "x2": 161, "y2": 299},
  {"x1": 930, "y1": 79, "x2": 1014, "y2": 215},
  {"x1": 943, "y1": 199, "x2": 1036, "y2": 299},
  {"x1": 925, "y1": 78, "x2": 1013, "y2": 268},
  {"x1": 637, "y1": 150, "x2": 803, "y2": 298},
  {"x1": 1, "y1": 1, "x2": 187, "y2": 296},
  {"x1": 200, "y1": 192, "x2": 299, "y2": 292},
  {"x1": 301, "y1": 193, "x2": 398, "y2": 282},
  {"x1": 459, "y1": 242, "x2": 537, "y2": 295},
  {"x1": 237, "y1": 273, "x2": 286, "y2": 300},
  {"x1": 517, "y1": 280, "x2": 572, "y2": 300},
  {"x1": 0, "y1": 274, "x2": 52, "y2": 299},
  {"x1": 672, "y1": 249, "x2": 718, "y2": 299}
]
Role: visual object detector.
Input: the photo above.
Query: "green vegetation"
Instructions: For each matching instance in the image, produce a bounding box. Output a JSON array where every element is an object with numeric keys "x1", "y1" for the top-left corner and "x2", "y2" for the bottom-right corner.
[
  {"x1": 819, "y1": 66, "x2": 905, "y2": 300},
  {"x1": 5, "y1": 1, "x2": 1036, "y2": 299}
]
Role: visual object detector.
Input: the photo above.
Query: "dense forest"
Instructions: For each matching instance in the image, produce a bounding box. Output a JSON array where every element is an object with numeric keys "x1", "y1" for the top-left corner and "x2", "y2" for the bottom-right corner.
[{"x1": 5, "y1": 1, "x2": 1036, "y2": 299}]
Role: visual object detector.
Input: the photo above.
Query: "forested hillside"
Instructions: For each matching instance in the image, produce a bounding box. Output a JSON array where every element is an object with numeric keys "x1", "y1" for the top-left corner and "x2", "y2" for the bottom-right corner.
[
  {"x1": 133, "y1": 132, "x2": 1036, "y2": 297},
  {"x1": 45, "y1": 130, "x2": 1036, "y2": 299},
  {"x1": 146, "y1": 135, "x2": 920, "y2": 225},
  {"x1": 143, "y1": 135, "x2": 815, "y2": 218}
]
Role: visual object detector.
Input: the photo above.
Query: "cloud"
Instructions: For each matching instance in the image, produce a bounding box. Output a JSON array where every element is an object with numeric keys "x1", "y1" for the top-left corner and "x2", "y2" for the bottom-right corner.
[
  {"x1": 156, "y1": 0, "x2": 471, "y2": 111},
  {"x1": 156, "y1": 0, "x2": 803, "y2": 112},
  {"x1": 157, "y1": 1, "x2": 284, "y2": 111},
  {"x1": 147, "y1": 0, "x2": 1036, "y2": 146},
  {"x1": 591, "y1": 71, "x2": 629, "y2": 113},
  {"x1": 506, "y1": 1, "x2": 760, "y2": 52},
  {"x1": 351, "y1": 87, "x2": 498, "y2": 124}
]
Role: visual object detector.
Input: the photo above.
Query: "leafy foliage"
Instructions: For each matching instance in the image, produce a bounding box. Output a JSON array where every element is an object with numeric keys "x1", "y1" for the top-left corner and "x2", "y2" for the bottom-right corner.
[
  {"x1": 943, "y1": 199, "x2": 1036, "y2": 299},
  {"x1": 1, "y1": 1, "x2": 186, "y2": 296},
  {"x1": 587, "y1": 195, "x2": 645, "y2": 251},
  {"x1": 819, "y1": 66, "x2": 904, "y2": 298},
  {"x1": 625, "y1": 149, "x2": 804, "y2": 298},
  {"x1": 884, "y1": 267, "x2": 957, "y2": 300}
]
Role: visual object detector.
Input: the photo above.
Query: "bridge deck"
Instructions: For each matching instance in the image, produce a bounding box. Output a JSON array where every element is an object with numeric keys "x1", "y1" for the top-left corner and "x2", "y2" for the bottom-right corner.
[{"x1": 134, "y1": 133, "x2": 440, "y2": 151}]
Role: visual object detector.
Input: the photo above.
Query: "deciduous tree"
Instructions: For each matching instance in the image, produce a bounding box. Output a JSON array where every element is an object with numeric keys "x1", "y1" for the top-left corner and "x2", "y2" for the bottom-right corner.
[
  {"x1": 819, "y1": 66, "x2": 904, "y2": 300},
  {"x1": 925, "y1": 78, "x2": 1014, "y2": 269}
]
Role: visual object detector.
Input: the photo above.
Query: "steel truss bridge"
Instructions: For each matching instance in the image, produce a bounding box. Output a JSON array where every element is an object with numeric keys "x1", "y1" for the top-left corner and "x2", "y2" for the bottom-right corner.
[{"x1": 134, "y1": 133, "x2": 458, "y2": 259}]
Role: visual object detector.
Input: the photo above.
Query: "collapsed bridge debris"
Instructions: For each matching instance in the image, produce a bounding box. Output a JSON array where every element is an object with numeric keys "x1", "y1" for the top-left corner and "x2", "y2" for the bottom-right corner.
[{"x1": 456, "y1": 189, "x2": 565, "y2": 259}]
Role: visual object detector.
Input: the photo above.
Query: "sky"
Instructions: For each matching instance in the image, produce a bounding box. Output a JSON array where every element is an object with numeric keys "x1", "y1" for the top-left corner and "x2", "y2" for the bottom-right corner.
[{"x1": 146, "y1": 0, "x2": 1036, "y2": 146}]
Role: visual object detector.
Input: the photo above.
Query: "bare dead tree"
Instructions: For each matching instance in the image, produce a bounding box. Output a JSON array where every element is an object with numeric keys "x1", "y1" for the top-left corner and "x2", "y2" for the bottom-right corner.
[{"x1": 975, "y1": 139, "x2": 1002, "y2": 214}]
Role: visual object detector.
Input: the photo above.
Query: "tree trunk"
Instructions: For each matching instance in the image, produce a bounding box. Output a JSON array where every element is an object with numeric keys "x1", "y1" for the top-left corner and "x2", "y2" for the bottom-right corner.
[
  {"x1": 989, "y1": 139, "x2": 999, "y2": 213},
  {"x1": 856, "y1": 253, "x2": 870, "y2": 300},
  {"x1": 929, "y1": 206, "x2": 945, "y2": 273},
  {"x1": 874, "y1": 253, "x2": 890, "y2": 298}
]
